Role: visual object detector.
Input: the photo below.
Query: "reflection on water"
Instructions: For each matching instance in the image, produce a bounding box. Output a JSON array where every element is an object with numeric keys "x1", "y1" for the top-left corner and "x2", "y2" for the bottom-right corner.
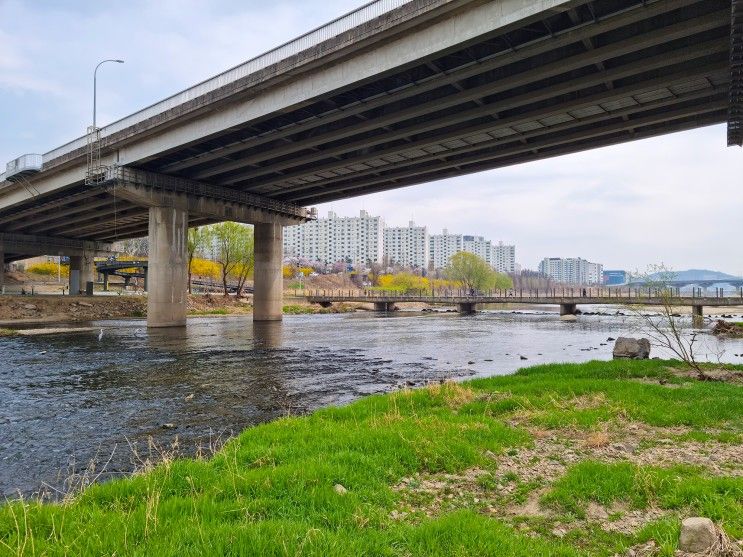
[{"x1": 1, "y1": 309, "x2": 742, "y2": 498}]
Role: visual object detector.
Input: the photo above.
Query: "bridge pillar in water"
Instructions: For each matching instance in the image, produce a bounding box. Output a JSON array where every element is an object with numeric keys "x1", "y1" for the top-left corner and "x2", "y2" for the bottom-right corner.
[
  {"x1": 457, "y1": 303, "x2": 476, "y2": 314},
  {"x1": 692, "y1": 305, "x2": 704, "y2": 328},
  {"x1": 254, "y1": 222, "x2": 283, "y2": 321},
  {"x1": 560, "y1": 303, "x2": 577, "y2": 316},
  {"x1": 373, "y1": 302, "x2": 395, "y2": 312},
  {"x1": 0, "y1": 242, "x2": 4, "y2": 291},
  {"x1": 69, "y1": 252, "x2": 94, "y2": 295},
  {"x1": 147, "y1": 205, "x2": 188, "y2": 327}
]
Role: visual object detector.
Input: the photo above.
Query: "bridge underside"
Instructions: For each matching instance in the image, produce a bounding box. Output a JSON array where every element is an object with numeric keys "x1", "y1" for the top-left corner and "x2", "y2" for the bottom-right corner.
[
  {"x1": 0, "y1": 0, "x2": 737, "y2": 244},
  {"x1": 133, "y1": 0, "x2": 737, "y2": 204}
]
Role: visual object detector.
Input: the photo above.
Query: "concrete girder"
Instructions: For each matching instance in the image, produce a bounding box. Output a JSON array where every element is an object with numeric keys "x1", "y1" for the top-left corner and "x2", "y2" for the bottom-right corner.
[
  {"x1": 301, "y1": 111, "x2": 725, "y2": 205},
  {"x1": 196, "y1": 16, "x2": 729, "y2": 182},
  {"x1": 219, "y1": 38, "x2": 729, "y2": 187},
  {"x1": 103, "y1": 167, "x2": 310, "y2": 225},
  {"x1": 30, "y1": 204, "x2": 143, "y2": 236},
  {"x1": 269, "y1": 89, "x2": 728, "y2": 199},
  {"x1": 3, "y1": 197, "x2": 114, "y2": 232},
  {"x1": 53, "y1": 216, "x2": 150, "y2": 240},
  {"x1": 0, "y1": 232, "x2": 112, "y2": 258},
  {"x1": 250, "y1": 74, "x2": 728, "y2": 195},
  {"x1": 0, "y1": 190, "x2": 102, "y2": 227},
  {"x1": 160, "y1": 0, "x2": 705, "y2": 175},
  {"x1": 94, "y1": 217, "x2": 216, "y2": 243},
  {"x1": 233, "y1": 54, "x2": 727, "y2": 190},
  {"x1": 84, "y1": 0, "x2": 578, "y2": 176},
  {"x1": 290, "y1": 99, "x2": 728, "y2": 202}
]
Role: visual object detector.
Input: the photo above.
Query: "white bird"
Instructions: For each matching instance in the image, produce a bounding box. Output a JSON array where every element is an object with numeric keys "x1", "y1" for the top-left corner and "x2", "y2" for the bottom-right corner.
[{"x1": 98, "y1": 328, "x2": 104, "y2": 341}]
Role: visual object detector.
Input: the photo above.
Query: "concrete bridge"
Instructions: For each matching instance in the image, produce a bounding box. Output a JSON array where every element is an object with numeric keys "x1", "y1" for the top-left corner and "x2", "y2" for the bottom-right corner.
[
  {"x1": 305, "y1": 288, "x2": 743, "y2": 326},
  {"x1": 1, "y1": 0, "x2": 740, "y2": 326},
  {"x1": 626, "y1": 279, "x2": 743, "y2": 289},
  {"x1": 95, "y1": 259, "x2": 148, "y2": 291}
]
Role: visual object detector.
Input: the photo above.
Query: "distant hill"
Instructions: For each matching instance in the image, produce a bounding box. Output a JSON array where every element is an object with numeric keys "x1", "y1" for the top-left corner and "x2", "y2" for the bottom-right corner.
[{"x1": 648, "y1": 269, "x2": 741, "y2": 281}]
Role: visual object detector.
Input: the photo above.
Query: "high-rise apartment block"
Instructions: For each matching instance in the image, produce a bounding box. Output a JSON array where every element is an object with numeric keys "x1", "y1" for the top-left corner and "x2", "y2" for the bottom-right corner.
[
  {"x1": 283, "y1": 210, "x2": 384, "y2": 266},
  {"x1": 383, "y1": 221, "x2": 429, "y2": 269},
  {"x1": 429, "y1": 230, "x2": 516, "y2": 273},
  {"x1": 429, "y1": 229, "x2": 463, "y2": 270},
  {"x1": 538, "y1": 257, "x2": 604, "y2": 285},
  {"x1": 284, "y1": 211, "x2": 516, "y2": 273}
]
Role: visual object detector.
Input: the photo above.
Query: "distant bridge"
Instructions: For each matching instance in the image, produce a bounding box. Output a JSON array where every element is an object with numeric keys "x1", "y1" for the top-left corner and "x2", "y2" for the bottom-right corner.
[
  {"x1": 304, "y1": 288, "x2": 743, "y2": 326},
  {"x1": 626, "y1": 279, "x2": 743, "y2": 288}
]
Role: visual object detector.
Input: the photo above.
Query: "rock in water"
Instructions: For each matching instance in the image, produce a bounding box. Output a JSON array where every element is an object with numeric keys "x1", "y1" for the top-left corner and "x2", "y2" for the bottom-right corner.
[
  {"x1": 560, "y1": 314, "x2": 577, "y2": 322},
  {"x1": 612, "y1": 337, "x2": 651, "y2": 360},
  {"x1": 678, "y1": 517, "x2": 717, "y2": 553}
]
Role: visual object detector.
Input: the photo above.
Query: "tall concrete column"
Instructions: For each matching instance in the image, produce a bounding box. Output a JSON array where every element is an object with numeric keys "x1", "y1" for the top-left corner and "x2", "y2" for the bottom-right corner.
[
  {"x1": 254, "y1": 222, "x2": 283, "y2": 321},
  {"x1": 69, "y1": 252, "x2": 94, "y2": 295},
  {"x1": 147, "y1": 205, "x2": 188, "y2": 327}
]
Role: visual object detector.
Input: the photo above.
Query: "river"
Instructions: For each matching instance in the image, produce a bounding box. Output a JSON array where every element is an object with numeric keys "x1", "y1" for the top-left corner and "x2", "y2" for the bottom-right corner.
[{"x1": 2, "y1": 308, "x2": 742, "y2": 498}]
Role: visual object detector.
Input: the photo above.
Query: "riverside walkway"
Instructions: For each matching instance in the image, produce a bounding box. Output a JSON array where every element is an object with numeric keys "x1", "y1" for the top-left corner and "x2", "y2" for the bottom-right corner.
[{"x1": 305, "y1": 287, "x2": 743, "y2": 326}]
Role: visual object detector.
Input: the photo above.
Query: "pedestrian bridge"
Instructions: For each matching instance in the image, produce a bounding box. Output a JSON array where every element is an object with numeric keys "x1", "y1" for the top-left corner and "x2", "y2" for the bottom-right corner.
[{"x1": 304, "y1": 288, "x2": 743, "y2": 326}]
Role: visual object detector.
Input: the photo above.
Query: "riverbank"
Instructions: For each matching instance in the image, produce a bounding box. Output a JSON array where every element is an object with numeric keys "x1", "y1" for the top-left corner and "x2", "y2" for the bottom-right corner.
[
  {"x1": 0, "y1": 295, "x2": 366, "y2": 325},
  {"x1": 2, "y1": 360, "x2": 741, "y2": 556}
]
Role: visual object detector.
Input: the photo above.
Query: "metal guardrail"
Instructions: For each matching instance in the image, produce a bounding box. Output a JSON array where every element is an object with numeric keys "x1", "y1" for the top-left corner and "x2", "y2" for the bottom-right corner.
[
  {"x1": 42, "y1": 0, "x2": 418, "y2": 163},
  {"x1": 106, "y1": 166, "x2": 313, "y2": 219}
]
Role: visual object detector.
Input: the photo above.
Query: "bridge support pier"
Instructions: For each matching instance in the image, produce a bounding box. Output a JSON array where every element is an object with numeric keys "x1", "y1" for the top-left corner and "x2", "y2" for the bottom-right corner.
[
  {"x1": 69, "y1": 252, "x2": 94, "y2": 295},
  {"x1": 457, "y1": 303, "x2": 477, "y2": 314},
  {"x1": 254, "y1": 222, "x2": 283, "y2": 322},
  {"x1": 373, "y1": 302, "x2": 395, "y2": 312},
  {"x1": 147, "y1": 205, "x2": 188, "y2": 328},
  {"x1": 0, "y1": 243, "x2": 4, "y2": 291},
  {"x1": 560, "y1": 303, "x2": 577, "y2": 316},
  {"x1": 692, "y1": 305, "x2": 704, "y2": 328}
]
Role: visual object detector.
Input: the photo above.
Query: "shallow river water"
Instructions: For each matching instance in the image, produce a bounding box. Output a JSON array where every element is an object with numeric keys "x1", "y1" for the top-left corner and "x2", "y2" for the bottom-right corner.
[{"x1": 2, "y1": 308, "x2": 742, "y2": 498}]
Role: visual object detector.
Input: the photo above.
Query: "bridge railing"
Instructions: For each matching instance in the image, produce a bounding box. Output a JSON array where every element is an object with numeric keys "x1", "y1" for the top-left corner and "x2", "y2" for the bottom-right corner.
[
  {"x1": 302, "y1": 287, "x2": 743, "y2": 300},
  {"x1": 42, "y1": 0, "x2": 424, "y2": 164}
]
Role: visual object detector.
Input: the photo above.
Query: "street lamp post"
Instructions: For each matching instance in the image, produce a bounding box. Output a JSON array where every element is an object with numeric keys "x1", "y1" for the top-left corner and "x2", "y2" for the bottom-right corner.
[{"x1": 93, "y1": 59, "x2": 124, "y2": 129}]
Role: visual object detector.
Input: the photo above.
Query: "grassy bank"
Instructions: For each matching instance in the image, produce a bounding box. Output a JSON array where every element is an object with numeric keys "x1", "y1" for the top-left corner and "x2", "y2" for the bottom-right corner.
[{"x1": 2, "y1": 360, "x2": 742, "y2": 556}]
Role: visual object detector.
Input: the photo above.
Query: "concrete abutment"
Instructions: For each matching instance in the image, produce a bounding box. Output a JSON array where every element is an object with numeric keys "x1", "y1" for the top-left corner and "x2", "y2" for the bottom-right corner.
[{"x1": 147, "y1": 205, "x2": 189, "y2": 328}]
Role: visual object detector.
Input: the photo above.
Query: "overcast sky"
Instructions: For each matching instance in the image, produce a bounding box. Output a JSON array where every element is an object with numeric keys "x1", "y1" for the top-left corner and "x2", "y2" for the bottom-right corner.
[{"x1": 1, "y1": 0, "x2": 741, "y2": 275}]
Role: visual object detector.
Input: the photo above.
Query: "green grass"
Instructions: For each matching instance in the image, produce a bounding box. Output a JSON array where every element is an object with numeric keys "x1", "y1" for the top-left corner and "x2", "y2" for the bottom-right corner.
[
  {"x1": 189, "y1": 308, "x2": 231, "y2": 316},
  {"x1": 282, "y1": 304, "x2": 318, "y2": 314},
  {"x1": 1, "y1": 360, "x2": 741, "y2": 556},
  {"x1": 542, "y1": 460, "x2": 743, "y2": 536}
]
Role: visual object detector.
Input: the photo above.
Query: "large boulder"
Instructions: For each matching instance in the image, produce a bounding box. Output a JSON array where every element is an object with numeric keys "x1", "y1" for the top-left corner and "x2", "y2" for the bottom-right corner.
[
  {"x1": 612, "y1": 337, "x2": 650, "y2": 360},
  {"x1": 678, "y1": 517, "x2": 717, "y2": 553}
]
